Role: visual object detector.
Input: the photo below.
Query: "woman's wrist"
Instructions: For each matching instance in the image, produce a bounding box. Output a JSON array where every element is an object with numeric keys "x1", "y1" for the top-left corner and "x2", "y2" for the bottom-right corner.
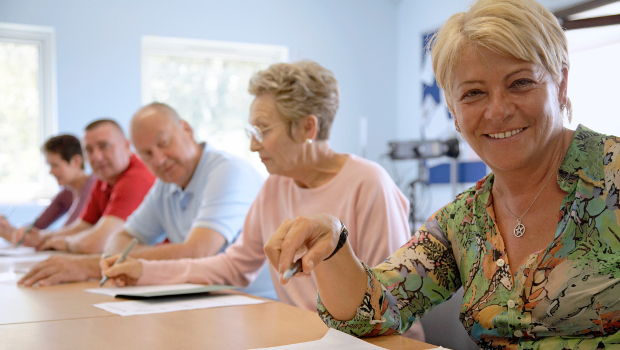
[{"x1": 324, "y1": 220, "x2": 348, "y2": 261}]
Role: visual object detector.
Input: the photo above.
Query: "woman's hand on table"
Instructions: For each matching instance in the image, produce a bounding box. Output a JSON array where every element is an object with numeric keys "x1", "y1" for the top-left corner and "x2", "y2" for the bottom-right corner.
[{"x1": 100, "y1": 255, "x2": 143, "y2": 287}]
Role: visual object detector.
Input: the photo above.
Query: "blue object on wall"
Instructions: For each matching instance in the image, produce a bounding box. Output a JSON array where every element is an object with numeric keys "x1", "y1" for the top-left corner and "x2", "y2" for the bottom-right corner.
[{"x1": 428, "y1": 161, "x2": 487, "y2": 184}]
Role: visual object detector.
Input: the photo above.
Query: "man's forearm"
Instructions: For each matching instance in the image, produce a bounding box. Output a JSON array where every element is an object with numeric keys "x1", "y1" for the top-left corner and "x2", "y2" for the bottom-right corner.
[
  {"x1": 118, "y1": 228, "x2": 226, "y2": 261},
  {"x1": 42, "y1": 225, "x2": 77, "y2": 239},
  {"x1": 68, "y1": 216, "x2": 125, "y2": 254},
  {"x1": 130, "y1": 242, "x2": 211, "y2": 260},
  {"x1": 67, "y1": 229, "x2": 106, "y2": 254},
  {"x1": 81, "y1": 254, "x2": 105, "y2": 279}
]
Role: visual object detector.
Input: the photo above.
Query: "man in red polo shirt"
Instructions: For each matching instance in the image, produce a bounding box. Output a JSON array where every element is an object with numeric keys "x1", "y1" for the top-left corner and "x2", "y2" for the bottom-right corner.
[{"x1": 14, "y1": 119, "x2": 155, "y2": 253}]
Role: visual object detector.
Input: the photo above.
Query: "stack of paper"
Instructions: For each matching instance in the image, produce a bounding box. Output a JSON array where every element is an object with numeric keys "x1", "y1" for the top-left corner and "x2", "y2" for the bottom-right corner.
[{"x1": 86, "y1": 283, "x2": 267, "y2": 316}]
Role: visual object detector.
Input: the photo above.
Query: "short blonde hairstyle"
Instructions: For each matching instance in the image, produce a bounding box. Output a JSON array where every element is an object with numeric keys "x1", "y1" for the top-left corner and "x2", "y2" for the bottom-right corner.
[
  {"x1": 429, "y1": 0, "x2": 572, "y2": 120},
  {"x1": 248, "y1": 60, "x2": 339, "y2": 140}
]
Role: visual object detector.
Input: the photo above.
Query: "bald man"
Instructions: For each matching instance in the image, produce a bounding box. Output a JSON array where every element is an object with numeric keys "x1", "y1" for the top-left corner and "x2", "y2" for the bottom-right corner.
[
  {"x1": 104, "y1": 102, "x2": 264, "y2": 260},
  {"x1": 15, "y1": 120, "x2": 155, "y2": 254},
  {"x1": 19, "y1": 104, "x2": 265, "y2": 287}
]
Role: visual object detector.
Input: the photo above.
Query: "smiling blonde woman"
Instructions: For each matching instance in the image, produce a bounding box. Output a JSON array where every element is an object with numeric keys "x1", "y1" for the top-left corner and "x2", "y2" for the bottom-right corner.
[{"x1": 262, "y1": 0, "x2": 620, "y2": 348}]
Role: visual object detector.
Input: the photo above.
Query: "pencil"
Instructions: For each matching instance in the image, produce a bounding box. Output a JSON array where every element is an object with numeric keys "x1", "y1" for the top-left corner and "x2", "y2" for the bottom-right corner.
[
  {"x1": 16, "y1": 222, "x2": 35, "y2": 247},
  {"x1": 99, "y1": 238, "x2": 139, "y2": 287}
]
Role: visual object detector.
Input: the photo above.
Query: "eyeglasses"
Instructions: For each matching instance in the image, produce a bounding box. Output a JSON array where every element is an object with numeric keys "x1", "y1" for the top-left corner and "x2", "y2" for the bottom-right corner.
[{"x1": 245, "y1": 123, "x2": 283, "y2": 143}]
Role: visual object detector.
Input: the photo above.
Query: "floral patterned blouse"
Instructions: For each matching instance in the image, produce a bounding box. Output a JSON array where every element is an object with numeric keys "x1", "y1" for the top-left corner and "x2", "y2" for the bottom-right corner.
[{"x1": 319, "y1": 125, "x2": 620, "y2": 349}]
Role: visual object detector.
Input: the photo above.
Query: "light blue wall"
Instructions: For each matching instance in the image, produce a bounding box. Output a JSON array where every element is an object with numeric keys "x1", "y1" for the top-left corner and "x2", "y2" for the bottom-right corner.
[
  {"x1": 0, "y1": 0, "x2": 585, "y2": 179},
  {"x1": 0, "y1": 0, "x2": 399, "y2": 163}
]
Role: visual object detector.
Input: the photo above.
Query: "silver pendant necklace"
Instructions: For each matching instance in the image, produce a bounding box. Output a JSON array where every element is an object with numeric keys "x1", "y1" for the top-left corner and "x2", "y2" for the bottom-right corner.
[{"x1": 494, "y1": 156, "x2": 563, "y2": 238}]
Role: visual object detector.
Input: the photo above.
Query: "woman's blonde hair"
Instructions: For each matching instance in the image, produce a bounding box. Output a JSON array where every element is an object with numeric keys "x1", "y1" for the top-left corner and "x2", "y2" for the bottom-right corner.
[
  {"x1": 429, "y1": 0, "x2": 572, "y2": 120},
  {"x1": 248, "y1": 60, "x2": 339, "y2": 140}
]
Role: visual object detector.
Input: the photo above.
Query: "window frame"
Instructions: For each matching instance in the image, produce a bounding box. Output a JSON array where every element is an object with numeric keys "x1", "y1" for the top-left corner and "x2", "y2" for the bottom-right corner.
[
  {"x1": 141, "y1": 36, "x2": 288, "y2": 105},
  {"x1": 0, "y1": 22, "x2": 57, "y2": 203}
]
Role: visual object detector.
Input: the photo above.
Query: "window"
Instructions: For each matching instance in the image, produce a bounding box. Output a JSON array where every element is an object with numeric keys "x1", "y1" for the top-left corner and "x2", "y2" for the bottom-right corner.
[
  {"x1": 0, "y1": 23, "x2": 57, "y2": 203},
  {"x1": 564, "y1": 21, "x2": 620, "y2": 135},
  {"x1": 141, "y1": 36, "x2": 288, "y2": 174}
]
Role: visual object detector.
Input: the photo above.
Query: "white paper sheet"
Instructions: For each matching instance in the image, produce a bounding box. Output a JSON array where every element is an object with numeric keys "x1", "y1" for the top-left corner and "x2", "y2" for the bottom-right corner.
[
  {"x1": 249, "y1": 328, "x2": 387, "y2": 350},
  {"x1": 93, "y1": 294, "x2": 267, "y2": 316},
  {"x1": 85, "y1": 283, "x2": 208, "y2": 297},
  {"x1": 0, "y1": 246, "x2": 36, "y2": 256},
  {"x1": 249, "y1": 328, "x2": 452, "y2": 350},
  {"x1": 0, "y1": 252, "x2": 51, "y2": 279}
]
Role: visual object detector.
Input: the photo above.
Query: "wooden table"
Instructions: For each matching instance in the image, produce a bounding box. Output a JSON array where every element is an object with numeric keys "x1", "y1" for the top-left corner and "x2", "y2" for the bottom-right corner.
[{"x1": 0, "y1": 254, "x2": 438, "y2": 350}]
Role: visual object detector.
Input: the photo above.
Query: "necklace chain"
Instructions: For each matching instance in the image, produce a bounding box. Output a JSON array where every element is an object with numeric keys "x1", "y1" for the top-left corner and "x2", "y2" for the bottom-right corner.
[{"x1": 494, "y1": 156, "x2": 563, "y2": 238}]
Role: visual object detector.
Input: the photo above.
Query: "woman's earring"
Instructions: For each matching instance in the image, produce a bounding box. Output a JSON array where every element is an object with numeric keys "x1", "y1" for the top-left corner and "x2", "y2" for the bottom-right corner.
[
  {"x1": 560, "y1": 104, "x2": 567, "y2": 119},
  {"x1": 455, "y1": 122, "x2": 461, "y2": 133},
  {"x1": 305, "y1": 138, "x2": 313, "y2": 144}
]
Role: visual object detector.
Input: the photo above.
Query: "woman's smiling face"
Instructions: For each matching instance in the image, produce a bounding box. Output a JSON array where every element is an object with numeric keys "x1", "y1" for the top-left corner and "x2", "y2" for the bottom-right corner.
[{"x1": 450, "y1": 45, "x2": 567, "y2": 172}]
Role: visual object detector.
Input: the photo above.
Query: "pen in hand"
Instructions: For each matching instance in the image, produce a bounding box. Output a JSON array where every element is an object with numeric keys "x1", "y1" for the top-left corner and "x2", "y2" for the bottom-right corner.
[
  {"x1": 282, "y1": 259, "x2": 303, "y2": 281},
  {"x1": 99, "y1": 238, "x2": 139, "y2": 287},
  {"x1": 16, "y1": 222, "x2": 35, "y2": 247}
]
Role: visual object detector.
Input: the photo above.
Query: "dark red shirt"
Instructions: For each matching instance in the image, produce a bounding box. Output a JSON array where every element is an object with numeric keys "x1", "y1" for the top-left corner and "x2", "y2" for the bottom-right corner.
[{"x1": 80, "y1": 155, "x2": 155, "y2": 225}]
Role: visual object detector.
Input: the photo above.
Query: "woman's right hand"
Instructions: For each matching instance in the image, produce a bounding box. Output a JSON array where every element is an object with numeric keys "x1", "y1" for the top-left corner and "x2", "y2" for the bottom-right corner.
[
  {"x1": 100, "y1": 255, "x2": 143, "y2": 287},
  {"x1": 264, "y1": 213, "x2": 343, "y2": 285}
]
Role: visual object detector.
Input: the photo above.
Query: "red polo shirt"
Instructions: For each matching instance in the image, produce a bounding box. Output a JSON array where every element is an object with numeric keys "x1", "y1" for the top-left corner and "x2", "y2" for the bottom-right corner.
[{"x1": 80, "y1": 155, "x2": 155, "y2": 225}]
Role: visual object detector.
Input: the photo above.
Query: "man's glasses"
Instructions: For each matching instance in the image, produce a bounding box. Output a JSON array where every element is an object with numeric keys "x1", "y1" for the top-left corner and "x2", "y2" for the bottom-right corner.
[{"x1": 245, "y1": 123, "x2": 283, "y2": 143}]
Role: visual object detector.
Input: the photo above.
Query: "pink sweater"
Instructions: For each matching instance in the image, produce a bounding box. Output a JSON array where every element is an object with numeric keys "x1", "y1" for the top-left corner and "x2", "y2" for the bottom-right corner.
[{"x1": 139, "y1": 155, "x2": 410, "y2": 311}]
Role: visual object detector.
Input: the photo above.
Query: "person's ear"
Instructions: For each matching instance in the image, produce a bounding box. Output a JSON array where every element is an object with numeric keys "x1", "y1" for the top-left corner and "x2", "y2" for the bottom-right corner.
[
  {"x1": 179, "y1": 119, "x2": 194, "y2": 139},
  {"x1": 447, "y1": 105, "x2": 461, "y2": 133},
  {"x1": 124, "y1": 138, "x2": 132, "y2": 153},
  {"x1": 300, "y1": 114, "x2": 318, "y2": 142},
  {"x1": 558, "y1": 66, "x2": 569, "y2": 106},
  {"x1": 69, "y1": 154, "x2": 83, "y2": 169}
]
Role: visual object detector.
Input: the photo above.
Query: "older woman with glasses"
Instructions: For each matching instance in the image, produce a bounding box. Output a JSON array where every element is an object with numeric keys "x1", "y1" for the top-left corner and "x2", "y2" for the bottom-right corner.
[{"x1": 102, "y1": 60, "x2": 425, "y2": 341}]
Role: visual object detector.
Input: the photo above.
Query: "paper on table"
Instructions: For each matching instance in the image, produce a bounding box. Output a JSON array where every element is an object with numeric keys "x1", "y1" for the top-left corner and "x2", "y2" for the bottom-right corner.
[
  {"x1": 85, "y1": 283, "x2": 237, "y2": 298},
  {"x1": 249, "y1": 328, "x2": 452, "y2": 350},
  {"x1": 93, "y1": 294, "x2": 267, "y2": 316},
  {"x1": 4, "y1": 253, "x2": 52, "y2": 273},
  {"x1": 0, "y1": 246, "x2": 36, "y2": 256},
  {"x1": 249, "y1": 328, "x2": 388, "y2": 350}
]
